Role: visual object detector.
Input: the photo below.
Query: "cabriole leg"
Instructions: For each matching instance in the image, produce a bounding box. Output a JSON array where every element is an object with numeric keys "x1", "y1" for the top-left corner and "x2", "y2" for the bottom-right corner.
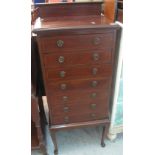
[
  {"x1": 101, "y1": 123, "x2": 110, "y2": 147},
  {"x1": 101, "y1": 125, "x2": 106, "y2": 147}
]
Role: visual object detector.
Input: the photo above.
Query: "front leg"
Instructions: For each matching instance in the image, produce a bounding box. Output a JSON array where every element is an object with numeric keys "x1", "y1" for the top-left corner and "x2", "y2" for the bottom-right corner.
[
  {"x1": 101, "y1": 123, "x2": 109, "y2": 147},
  {"x1": 101, "y1": 125, "x2": 106, "y2": 147}
]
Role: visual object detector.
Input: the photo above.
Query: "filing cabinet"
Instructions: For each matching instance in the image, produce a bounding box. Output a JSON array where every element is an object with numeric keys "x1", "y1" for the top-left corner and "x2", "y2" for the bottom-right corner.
[{"x1": 32, "y1": 2, "x2": 121, "y2": 154}]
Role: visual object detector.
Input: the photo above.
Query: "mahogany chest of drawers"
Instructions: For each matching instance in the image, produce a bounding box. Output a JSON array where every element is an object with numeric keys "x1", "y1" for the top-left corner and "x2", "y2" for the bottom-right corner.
[{"x1": 32, "y1": 2, "x2": 121, "y2": 154}]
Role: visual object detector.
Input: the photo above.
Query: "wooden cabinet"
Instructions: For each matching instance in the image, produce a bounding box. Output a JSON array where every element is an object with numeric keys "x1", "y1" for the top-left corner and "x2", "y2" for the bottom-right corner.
[{"x1": 32, "y1": 2, "x2": 121, "y2": 154}]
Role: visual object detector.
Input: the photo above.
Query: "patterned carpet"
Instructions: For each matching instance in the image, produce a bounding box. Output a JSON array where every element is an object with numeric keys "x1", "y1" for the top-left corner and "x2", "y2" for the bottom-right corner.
[{"x1": 32, "y1": 125, "x2": 123, "y2": 155}]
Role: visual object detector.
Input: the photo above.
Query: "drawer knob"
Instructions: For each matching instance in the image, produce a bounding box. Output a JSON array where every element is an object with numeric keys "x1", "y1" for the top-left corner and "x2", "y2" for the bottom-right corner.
[
  {"x1": 93, "y1": 53, "x2": 99, "y2": 61},
  {"x1": 57, "y1": 40, "x2": 64, "y2": 47},
  {"x1": 64, "y1": 107, "x2": 69, "y2": 112},
  {"x1": 64, "y1": 116, "x2": 69, "y2": 123},
  {"x1": 60, "y1": 83, "x2": 67, "y2": 90},
  {"x1": 59, "y1": 71, "x2": 66, "y2": 78},
  {"x1": 91, "y1": 92, "x2": 97, "y2": 98},
  {"x1": 62, "y1": 96, "x2": 68, "y2": 101},
  {"x1": 92, "y1": 68, "x2": 98, "y2": 75},
  {"x1": 91, "y1": 113, "x2": 96, "y2": 119},
  {"x1": 58, "y1": 56, "x2": 65, "y2": 63},
  {"x1": 91, "y1": 81, "x2": 98, "y2": 87},
  {"x1": 93, "y1": 37, "x2": 101, "y2": 45},
  {"x1": 90, "y1": 103, "x2": 97, "y2": 109}
]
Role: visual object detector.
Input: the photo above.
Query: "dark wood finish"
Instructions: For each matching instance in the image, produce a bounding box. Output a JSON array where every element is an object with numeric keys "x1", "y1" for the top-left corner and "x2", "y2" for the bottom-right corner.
[
  {"x1": 32, "y1": 16, "x2": 118, "y2": 35},
  {"x1": 31, "y1": 121, "x2": 39, "y2": 148},
  {"x1": 117, "y1": 9, "x2": 123, "y2": 23},
  {"x1": 31, "y1": 94, "x2": 47, "y2": 155},
  {"x1": 32, "y1": 2, "x2": 121, "y2": 154},
  {"x1": 101, "y1": 125, "x2": 106, "y2": 147},
  {"x1": 45, "y1": 64, "x2": 112, "y2": 81},
  {"x1": 43, "y1": 48, "x2": 112, "y2": 68},
  {"x1": 37, "y1": 33, "x2": 114, "y2": 52},
  {"x1": 117, "y1": 0, "x2": 123, "y2": 23},
  {"x1": 46, "y1": 77, "x2": 111, "y2": 92},
  {"x1": 51, "y1": 101, "x2": 109, "y2": 116},
  {"x1": 118, "y1": 0, "x2": 123, "y2": 9},
  {"x1": 31, "y1": 35, "x2": 46, "y2": 154},
  {"x1": 48, "y1": 89, "x2": 110, "y2": 105},
  {"x1": 50, "y1": 119, "x2": 110, "y2": 130},
  {"x1": 35, "y1": 2, "x2": 102, "y2": 18},
  {"x1": 31, "y1": 7, "x2": 39, "y2": 25},
  {"x1": 101, "y1": 122, "x2": 110, "y2": 147},
  {"x1": 51, "y1": 113, "x2": 108, "y2": 125}
]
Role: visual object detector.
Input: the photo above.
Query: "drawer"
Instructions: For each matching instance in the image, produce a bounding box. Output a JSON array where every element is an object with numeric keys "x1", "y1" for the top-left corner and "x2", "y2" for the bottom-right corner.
[
  {"x1": 38, "y1": 33, "x2": 114, "y2": 52},
  {"x1": 50, "y1": 99, "x2": 109, "y2": 116},
  {"x1": 48, "y1": 89, "x2": 110, "y2": 105},
  {"x1": 51, "y1": 112, "x2": 108, "y2": 125},
  {"x1": 45, "y1": 64, "x2": 112, "y2": 81},
  {"x1": 43, "y1": 49, "x2": 112, "y2": 68},
  {"x1": 47, "y1": 77, "x2": 111, "y2": 93}
]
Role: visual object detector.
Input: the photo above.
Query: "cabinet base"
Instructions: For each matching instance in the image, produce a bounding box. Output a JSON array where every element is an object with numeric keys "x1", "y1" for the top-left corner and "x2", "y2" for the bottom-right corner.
[{"x1": 50, "y1": 119, "x2": 110, "y2": 154}]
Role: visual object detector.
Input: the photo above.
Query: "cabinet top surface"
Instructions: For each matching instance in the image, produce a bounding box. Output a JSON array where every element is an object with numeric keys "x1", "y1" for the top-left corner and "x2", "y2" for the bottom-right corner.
[{"x1": 33, "y1": 15, "x2": 116, "y2": 32}]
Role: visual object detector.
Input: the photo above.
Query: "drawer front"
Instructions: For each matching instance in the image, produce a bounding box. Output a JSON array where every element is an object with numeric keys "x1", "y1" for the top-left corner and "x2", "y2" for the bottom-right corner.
[
  {"x1": 38, "y1": 33, "x2": 114, "y2": 52},
  {"x1": 50, "y1": 99, "x2": 109, "y2": 116},
  {"x1": 47, "y1": 78, "x2": 110, "y2": 93},
  {"x1": 51, "y1": 112, "x2": 108, "y2": 125},
  {"x1": 43, "y1": 49, "x2": 112, "y2": 68},
  {"x1": 48, "y1": 89, "x2": 109, "y2": 105},
  {"x1": 45, "y1": 64, "x2": 112, "y2": 81}
]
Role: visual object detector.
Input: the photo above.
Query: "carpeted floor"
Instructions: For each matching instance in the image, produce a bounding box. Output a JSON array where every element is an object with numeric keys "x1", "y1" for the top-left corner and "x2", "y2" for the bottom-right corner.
[{"x1": 32, "y1": 125, "x2": 123, "y2": 155}]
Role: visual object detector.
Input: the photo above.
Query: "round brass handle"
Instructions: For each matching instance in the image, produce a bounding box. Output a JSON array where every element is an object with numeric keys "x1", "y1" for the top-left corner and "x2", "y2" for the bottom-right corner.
[
  {"x1": 92, "y1": 68, "x2": 98, "y2": 75},
  {"x1": 93, "y1": 53, "x2": 99, "y2": 61},
  {"x1": 60, "y1": 83, "x2": 67, "y2": 90},
  {"x1": 59, "y1": 71, "x2": 66, "y2": 78},
  {"x1": 91, "y1": 81, "x2": 98, "y2": 87},
  {"x1": 64, "y1": 116, "x2": 69, "y2": 123},
  {"x1": 62, "y1": 96, "x2": 68, "y2": 101},
  {"x1": 90, "y1": 103, "x2": 97, "y2": 109},
  {"x1": 64, "y1": 107, "x2": 69, "y2": 112},
  {"x1": 91, "y1": 92, "x2": 97, "y2": 98},
  {"x1": 58, "y1": 56, "x2": 65, "y2": 63},
  {"x1": 93, "y1": 37, "x2": 101, "y2": 45},
  {"x1": 57, "y1": 40, "x2": 64, "y2": 47},
  {"x1": 91, "y1": 113, "x2": 96, "y2": 119}
]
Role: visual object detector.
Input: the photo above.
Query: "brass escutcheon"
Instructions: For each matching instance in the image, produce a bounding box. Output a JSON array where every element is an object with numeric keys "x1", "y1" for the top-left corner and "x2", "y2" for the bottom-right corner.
[
  {"x1": 92, "y1": 68, "x2": 98, "y2": 75},
  {"x1": 93, "y1": 37, "x2": 101, "y2": 45},
  {"x1": 62, "y1": 96, "x2": 68, "y2": 101},
  {"x1": 91, "y1": 92, "x2": 97, "y2": 98},
  {"x1": 91, "y1": 113, "x2": 96, "y2": 118},
  {"x1": 58, "y1": 56, "x2": 65, "y2": 63},
  {"x1": 64, "y1": 116, "x2": 69, "y2": 123},
  {"x1": 60, "y1": 83, "x2": 67, "y2": 90},
  {"x1": 93, "y1": 53, "x2": 99, "y2": 61},
  {"x1": 57, "y1": 40, "x2": 64, "y2": 47},
  {"x1": 64, "y1": 107, "x2": 69, "y2": 112},
  {"x1": 59, "y1": 71, "x2": 66, "y2": 78},
  {"x1": 91, "y1": 81, "x2": 98, "y2": 87},
  {"x1": 90, "y1": 103, "x2": 97, "y2": 109}
]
